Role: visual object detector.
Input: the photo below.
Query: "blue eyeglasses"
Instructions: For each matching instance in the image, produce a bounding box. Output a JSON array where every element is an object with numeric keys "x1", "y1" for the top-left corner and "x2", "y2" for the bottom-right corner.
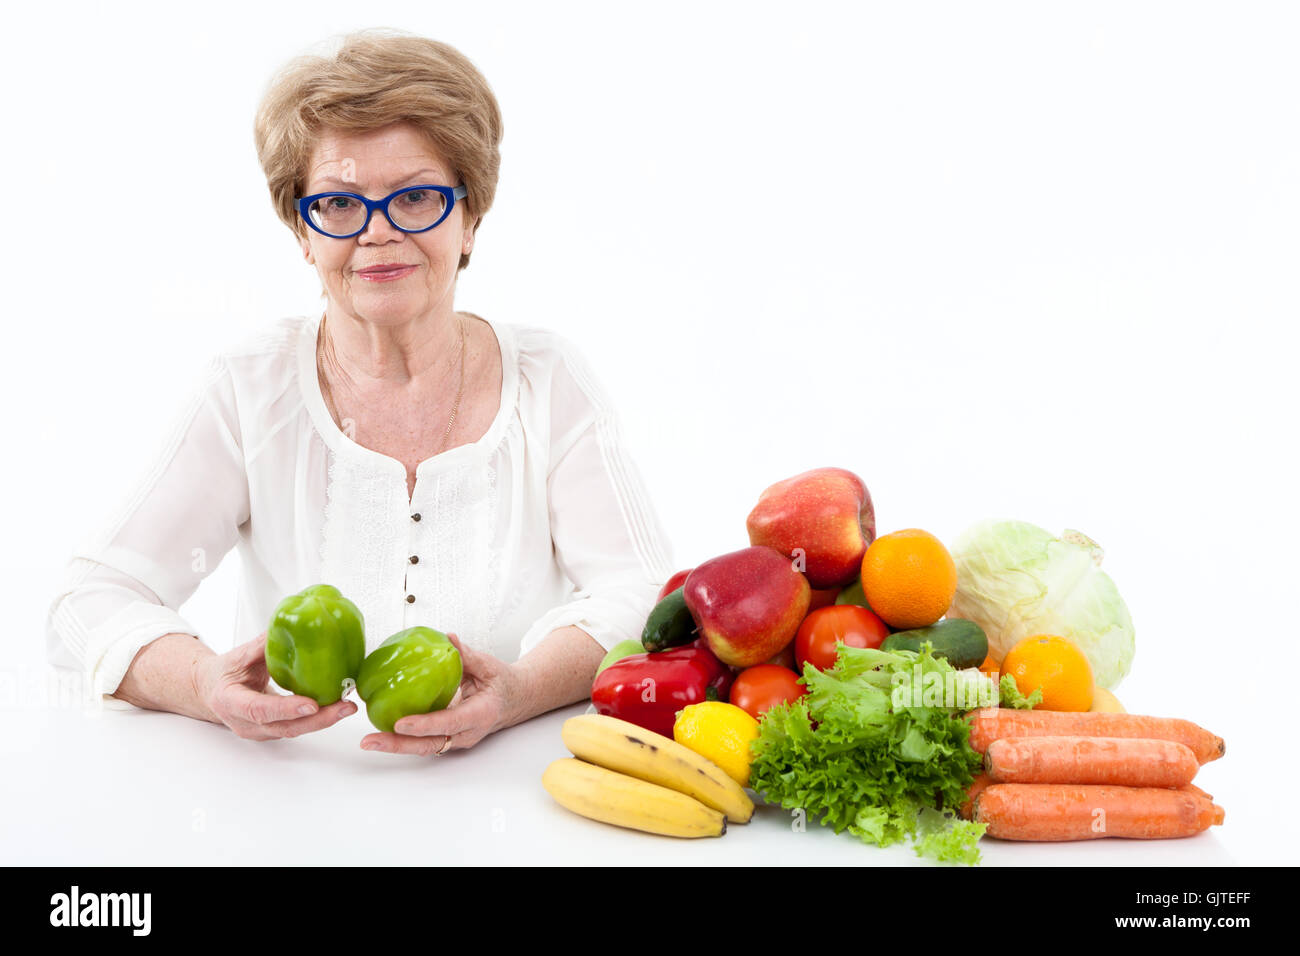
[{"x1": 297, "y1": 184, "x2": 468, "y2": 238}]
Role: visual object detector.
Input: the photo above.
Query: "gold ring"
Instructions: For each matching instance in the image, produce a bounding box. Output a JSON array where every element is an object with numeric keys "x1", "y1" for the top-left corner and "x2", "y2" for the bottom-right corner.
[{"x1": 436, "y1": 736, "x2": 451, "y2": 755}]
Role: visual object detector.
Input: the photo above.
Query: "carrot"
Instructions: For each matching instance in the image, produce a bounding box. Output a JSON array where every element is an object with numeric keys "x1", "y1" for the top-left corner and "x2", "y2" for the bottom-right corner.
[
  {"x1": 959, "y1": 773, "x2": 993, "y2": 820},
  {"x1": 973, "y1": 783, "x2": 1225, "y2": 841},
  {"x1": 985, "y1": 736, "x2": 1199, "y2": 788},
  {"x1": 1180, "y1": 782, "x2": 1214, "y2": 802},
  {"x1": 967, "y1": 708, "x2": 1225, "y2": 764}
]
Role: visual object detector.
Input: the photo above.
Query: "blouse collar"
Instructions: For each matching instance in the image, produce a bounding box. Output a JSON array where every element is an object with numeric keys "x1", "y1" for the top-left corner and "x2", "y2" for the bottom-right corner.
[{"x1": 296, "y1": 310, "x2": 518, "y2": 474}]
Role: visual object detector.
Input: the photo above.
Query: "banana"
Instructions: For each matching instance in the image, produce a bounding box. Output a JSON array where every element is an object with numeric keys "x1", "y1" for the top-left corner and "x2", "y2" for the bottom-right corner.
[
  {"x1": 560, "y1": 713, "x2": 754, "y2": 823},
  {"x1": 542, "y1": 758, "x2": 726, "y2": 838}
]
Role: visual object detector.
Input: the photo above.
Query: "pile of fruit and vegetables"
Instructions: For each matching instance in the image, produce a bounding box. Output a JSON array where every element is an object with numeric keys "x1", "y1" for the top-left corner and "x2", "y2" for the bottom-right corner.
[{"x1": 542, "y1": 467, "x2": 1226, "y2": 864}]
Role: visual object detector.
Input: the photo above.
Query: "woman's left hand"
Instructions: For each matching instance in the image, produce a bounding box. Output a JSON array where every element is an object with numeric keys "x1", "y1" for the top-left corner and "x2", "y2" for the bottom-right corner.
[{"x1": 359, "y1": 632, "x2": 523, "y2": 756}]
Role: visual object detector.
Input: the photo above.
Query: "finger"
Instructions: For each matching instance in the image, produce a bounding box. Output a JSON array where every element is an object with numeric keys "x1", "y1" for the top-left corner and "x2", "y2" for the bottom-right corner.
[
  {"x1": 222, "y1": 716, "x2": 280, "y2": 742},
  {"x1": 264, "y1": 698, "x2": 358, "y2": 738},
  {"x1": 219, "y1": 699, "x2": 350, "y2": 742},
  {"x1": 232, "y1": 633, "x2": 269, "y2": 668},
  {"x1": 214, "y1": 706, "x2": 282, "y2": 741},
  {"x1": 444, "y1": 631, "x2": 481, "y2": 669},
  {"x1": 360, "y1": 731, "x2": 455, "y2": 756},
  {"x1": 392, "y1": 690, "x2": 496, "y2": 737},
  {"x1": 224, "y1": 683, "x2": 321, "y2": 725},
  {"x1": 226, "y1": 636, "x2": 272, "y2": 689},
  {"x1": 446, "y1": 633, "x2": 508, "y2": 682}
]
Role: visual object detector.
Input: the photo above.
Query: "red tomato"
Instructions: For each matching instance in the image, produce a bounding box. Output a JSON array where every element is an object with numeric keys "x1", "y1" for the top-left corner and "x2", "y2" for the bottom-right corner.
[
  {"x1": 729, "y1": 665, "x2": 807, "y2": 720},
  {"x1": 795, "y1": 604, "x2": 890, "y2": 672},
  {"x1": 657, "y1": 568, "x2": 694, "y2": 601}
]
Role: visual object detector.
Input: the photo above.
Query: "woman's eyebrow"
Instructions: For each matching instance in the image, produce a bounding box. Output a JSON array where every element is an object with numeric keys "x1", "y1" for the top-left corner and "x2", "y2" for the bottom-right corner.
[{"x1": 312, "y1": 169, "x2": 447, "y2": 190}]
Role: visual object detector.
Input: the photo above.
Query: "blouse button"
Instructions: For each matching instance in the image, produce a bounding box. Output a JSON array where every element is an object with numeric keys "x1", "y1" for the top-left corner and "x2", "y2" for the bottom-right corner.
[
  {"x1": 411, "y1": 513, "x2": 422, "y2": 522},
  {"x1": 409, "y1": 555, "x2": 419, "y2": 564},
  {"x1": 406, "y1": 594, "x2": 416, "y2": 604}
]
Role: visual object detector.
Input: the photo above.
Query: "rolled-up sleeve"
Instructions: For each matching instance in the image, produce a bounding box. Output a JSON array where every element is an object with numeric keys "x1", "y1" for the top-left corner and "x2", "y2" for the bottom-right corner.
[
  {"x1": 517, "y1": 340, "x2": 675, "y2": 656},
  {"x1": 45, "y1": 355, "x2": 250, "y2": 705}
]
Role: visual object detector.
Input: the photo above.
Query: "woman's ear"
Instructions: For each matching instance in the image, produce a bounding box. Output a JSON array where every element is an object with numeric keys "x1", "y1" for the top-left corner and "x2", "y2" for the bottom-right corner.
[{"x1": 299, "y1": 231, "x2": 315, "y2": 266}]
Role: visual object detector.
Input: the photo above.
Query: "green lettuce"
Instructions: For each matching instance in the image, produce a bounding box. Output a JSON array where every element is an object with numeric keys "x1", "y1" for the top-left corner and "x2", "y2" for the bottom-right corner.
[
  {"x1": 999, "y1": 673, "x2": 1043, "y2": 709},
  {"x1": 914, "y1": 807, "x2": 988, "y2": 864},
  {"x1": 749, "y1": 644, "x2": 986, "y2": 865}
]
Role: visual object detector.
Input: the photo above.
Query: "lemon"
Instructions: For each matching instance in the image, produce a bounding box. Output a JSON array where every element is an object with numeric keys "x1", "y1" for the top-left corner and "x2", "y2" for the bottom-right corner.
[
  {"x1": 1089, "y1": 686, "x2": 1125, "y2": 713},
  {"x1": 673, "y1": 701, "x2": 760, "y2": 788}
]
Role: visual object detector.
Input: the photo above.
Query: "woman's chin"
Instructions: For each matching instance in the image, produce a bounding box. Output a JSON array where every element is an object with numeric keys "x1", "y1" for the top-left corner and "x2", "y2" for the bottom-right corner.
[{"x1": 348, "y1": 294, "x2": 427, "y2": 324}]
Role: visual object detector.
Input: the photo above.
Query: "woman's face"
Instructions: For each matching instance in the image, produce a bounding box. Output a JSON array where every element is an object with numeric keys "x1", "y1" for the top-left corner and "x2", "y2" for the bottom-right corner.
[{"x1": 299, "y1": 122, "x2": 474, "y2": 327}]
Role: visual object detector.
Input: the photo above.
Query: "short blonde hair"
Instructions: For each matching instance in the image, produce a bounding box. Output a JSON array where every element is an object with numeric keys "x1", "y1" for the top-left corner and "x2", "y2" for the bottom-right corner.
[{"x1": 253, "y1": 28, "x2": 503, "y2": 272}]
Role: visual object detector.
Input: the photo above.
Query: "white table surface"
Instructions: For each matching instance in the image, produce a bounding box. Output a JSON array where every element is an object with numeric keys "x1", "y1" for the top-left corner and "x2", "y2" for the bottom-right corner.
[{"x1": 1, "y1": 691, "x2": 1255, "y2": 867}]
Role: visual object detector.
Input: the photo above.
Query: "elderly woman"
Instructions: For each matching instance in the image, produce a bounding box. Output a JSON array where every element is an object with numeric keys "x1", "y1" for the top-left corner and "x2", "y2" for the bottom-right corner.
[{"x1": 44, "y1": 29, "x2": 674, "y2": 755}]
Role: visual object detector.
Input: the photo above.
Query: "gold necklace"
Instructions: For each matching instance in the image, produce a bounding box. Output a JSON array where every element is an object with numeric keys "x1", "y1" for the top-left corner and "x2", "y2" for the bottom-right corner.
[{"x1": 318, "y1": 313, "x2": 467, "y2": 454}]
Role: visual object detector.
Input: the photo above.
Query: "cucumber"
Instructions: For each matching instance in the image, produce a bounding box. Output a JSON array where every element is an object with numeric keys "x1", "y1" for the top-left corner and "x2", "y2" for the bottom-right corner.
[
  {"x1": 835, "y1": 577, "x2": 872, "y2": 610},
  {"x1": 641, "y1": 586, "x2": 698, "y2": 652},
  {"x1": 881, "y1": 618, "x2": 988, "y2": 670}
]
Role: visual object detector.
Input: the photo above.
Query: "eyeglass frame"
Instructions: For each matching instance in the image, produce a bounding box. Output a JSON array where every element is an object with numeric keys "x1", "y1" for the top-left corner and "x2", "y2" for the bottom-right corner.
[{"x1": 296, "y1": 183, "x2": 469, "y2": 239}]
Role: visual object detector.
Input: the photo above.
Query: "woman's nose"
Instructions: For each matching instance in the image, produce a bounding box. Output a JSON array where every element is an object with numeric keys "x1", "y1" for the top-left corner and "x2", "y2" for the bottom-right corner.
[{"x1": 358, "y1": 208, "x2": 407, "y2": 242}]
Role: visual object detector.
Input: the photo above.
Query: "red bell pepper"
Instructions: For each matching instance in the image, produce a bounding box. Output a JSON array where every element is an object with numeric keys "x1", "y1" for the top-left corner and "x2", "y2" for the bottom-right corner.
[{"x1": 590, "y1": 640, "x2": 734, "y2": 739}]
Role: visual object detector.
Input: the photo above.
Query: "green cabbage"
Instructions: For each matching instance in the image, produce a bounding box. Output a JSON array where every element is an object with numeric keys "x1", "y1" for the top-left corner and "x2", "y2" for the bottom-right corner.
[{"x1": 947, "y1": 520, "x2": 1135, "y2": 689}]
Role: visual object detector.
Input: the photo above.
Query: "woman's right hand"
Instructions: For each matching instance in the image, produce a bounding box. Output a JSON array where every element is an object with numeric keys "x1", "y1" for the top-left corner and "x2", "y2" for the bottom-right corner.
[{"x1": 193, "y1": 633, "x2": 357, "y2": 740}]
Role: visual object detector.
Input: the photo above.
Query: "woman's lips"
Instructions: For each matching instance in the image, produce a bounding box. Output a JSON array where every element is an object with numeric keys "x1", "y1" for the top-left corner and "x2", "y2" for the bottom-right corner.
[{"x1": 356, "y1": 265, "x2": 417, "y2": 282}]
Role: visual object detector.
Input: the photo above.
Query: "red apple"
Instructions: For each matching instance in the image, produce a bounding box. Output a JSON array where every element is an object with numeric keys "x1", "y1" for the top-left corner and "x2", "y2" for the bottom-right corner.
[
  {"x1": 745, "y1": 467, "x2": 876, "y2": 589},
  {"x1": 656, "y1": 567, "x2": 694, "y2": 602},
  {"x1": 764, "y1": 639, "x2": 797, "y2": 670},
  {"x1": 807, "y1": 584, "x2": 841, "y2": 612},
  {"x1": 682, "y1": 546, "x2": 812, "y2": 668}
]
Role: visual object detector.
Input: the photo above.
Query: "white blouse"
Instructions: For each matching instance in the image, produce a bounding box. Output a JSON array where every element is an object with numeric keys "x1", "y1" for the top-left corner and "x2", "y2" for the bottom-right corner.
[{"x1": 45, "y1": 312, "x2": 676, "y2": 705}]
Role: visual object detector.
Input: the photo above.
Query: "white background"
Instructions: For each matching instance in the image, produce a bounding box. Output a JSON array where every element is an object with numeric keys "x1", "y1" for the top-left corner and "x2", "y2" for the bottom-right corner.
[{"x1": 3, "y1": 0, "x2": 1296, "y2": 865}]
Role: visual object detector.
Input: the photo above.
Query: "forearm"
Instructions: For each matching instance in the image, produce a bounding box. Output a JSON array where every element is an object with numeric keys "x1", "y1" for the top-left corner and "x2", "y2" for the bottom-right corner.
[
  {"x1": 506, "y1": 624, "x2": 606, "y2": 727},
  {"x1": 110, "y1": 633, "x2": 219, "y2": 723}
]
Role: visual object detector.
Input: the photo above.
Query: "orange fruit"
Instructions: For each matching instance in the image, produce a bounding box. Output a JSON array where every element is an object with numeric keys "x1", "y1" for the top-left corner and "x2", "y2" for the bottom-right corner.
[
  {"x1": 978, "y1": 651, "x2": 1002, "y2": 677},
  {"x1": 859, "y1": 529, "x2": 957, "y2": 629},
  {"x1": 1001, "y1": 635, "x2": 1094, "y2": 712}
]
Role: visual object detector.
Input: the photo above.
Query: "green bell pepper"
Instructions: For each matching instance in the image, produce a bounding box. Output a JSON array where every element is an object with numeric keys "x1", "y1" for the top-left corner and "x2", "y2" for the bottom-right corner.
[
  {"x1": 356, "y1": 626, "x2": 463, "y2": 734},
  {"x1": 264, "y1": 584, "x2": 366, "y2": 705}
]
